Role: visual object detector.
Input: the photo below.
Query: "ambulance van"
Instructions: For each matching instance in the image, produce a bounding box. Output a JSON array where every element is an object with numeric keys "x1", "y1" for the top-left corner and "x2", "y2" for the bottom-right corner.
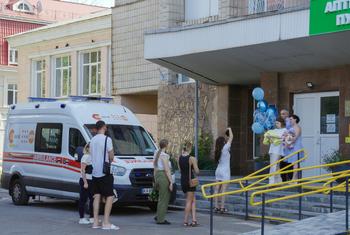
[{"x1": 1, "y1": 97, "x2": 175, "y2": 209}]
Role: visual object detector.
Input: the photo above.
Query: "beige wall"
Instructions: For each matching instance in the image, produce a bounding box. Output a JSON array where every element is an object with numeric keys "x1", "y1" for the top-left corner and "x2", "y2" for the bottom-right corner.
[
  {"x1": 158, "y1": 82, "x2": 228, "y2": 157},
  {"x1": 118, "y1": 94, "x2": 157, "y2": 115},
  {"x1": 16, "y1": 28, "x2": 111, "y2": 103}
]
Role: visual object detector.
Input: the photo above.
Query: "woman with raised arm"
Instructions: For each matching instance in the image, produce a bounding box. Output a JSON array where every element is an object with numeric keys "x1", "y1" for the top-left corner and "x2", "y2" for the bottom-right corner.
[{"x1": 214, "y1": 127, "x2": 233, "y2": 214}]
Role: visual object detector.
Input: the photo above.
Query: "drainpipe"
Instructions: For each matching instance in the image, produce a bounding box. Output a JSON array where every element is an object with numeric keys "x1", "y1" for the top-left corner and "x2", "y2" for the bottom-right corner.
[{"x1": 195, "y1": 80, "x2": 199, "y2": 159}]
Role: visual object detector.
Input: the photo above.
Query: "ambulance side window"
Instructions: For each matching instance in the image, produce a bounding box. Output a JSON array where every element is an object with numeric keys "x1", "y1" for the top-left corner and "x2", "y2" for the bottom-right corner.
[
  {"x1": 35, "y1": 123, "x2": 63, "y2": 154},
  {"x1": 69, "y1": 128, "x2": 86, "y2": 157}
]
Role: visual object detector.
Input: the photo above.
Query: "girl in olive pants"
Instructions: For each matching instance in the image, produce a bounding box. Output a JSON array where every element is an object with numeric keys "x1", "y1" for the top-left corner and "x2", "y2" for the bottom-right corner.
[{"x1": 155, "y1": 170, "x2": 171, "y2": 223}]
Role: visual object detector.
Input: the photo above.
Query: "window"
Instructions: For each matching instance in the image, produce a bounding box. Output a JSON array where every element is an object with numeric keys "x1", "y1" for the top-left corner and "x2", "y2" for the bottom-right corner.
[
  {"x1": 35, "y1": 123, "x2": 63, "y2": 154},
  {"x1": 320, "y1": 96, "x2": 339, "y2": 134},
  {"x1": 33, "y1": 60, "x2": 46, "y2": 97},
  {"x1": 82, "y1": 51, "x2": 101, "y2": 95},
  {"x1": 185, "y1": 0, "x2": 219, "y2": 20},
  {"x1": 14, "y1": 1, "x2": 33, "y2": 13},
  {"x1": 177, "y1": 74, "x2": 195, "y2": 84},
  {"x1": 7, "y1": 84, "x2": 18, "y2": 106},
  {"x1": 69, "y1": 128, "x2": 86, "y2": 157},
  {"x1": 85, "y1": 125, "x2": 156, "y2": 156},
  {"x1": 248, "y1": 0, "x2": 267, "y2": 14},
  {"x1": 8, "y1": 48, "x2": 18, "y2": 65},
  {"x1": 55, "y1": 56, "x2": 72, "y2": 97}
]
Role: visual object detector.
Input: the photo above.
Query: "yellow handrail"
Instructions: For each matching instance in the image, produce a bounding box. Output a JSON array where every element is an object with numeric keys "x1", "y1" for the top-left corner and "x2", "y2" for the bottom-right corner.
[
  {"x1": 201, "y1": 159, "x2": 350, "y2": 199},
  {"x1": 250, "y1": 173, "x2": 349, "y2": 206},
  {"x1": 238, "y1": 148, "x2": 307, "y2": 188}
]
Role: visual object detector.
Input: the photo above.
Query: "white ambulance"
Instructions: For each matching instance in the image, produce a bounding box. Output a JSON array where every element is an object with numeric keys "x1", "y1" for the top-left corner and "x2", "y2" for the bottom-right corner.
[{"x1": 1, "y1": 97, "x2": 175, "y2": 209}]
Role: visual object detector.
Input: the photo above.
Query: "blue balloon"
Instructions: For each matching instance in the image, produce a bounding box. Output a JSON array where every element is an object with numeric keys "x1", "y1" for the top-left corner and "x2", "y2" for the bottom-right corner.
[
  {"x1": 252, "y1": 87, "x2": 264, "y2": 101},
  {"x1": 254, "y1": 110, "x2": 267, "y2": 125},
  {"x1": 268, "y1": 105, "x2": 278, "y2": 117},
  {"x1": 257, "y1": 100, "x2": 268, "y2": 113},
  {"x1": 264, "y1": 119, "x2": 275, "y2": 130},
  {"x1": 252, "y1": 122, "x2": 265, "y2": 134},
  {"x1": 266, "y1": 107, "x2": 276, "y2": 119}
]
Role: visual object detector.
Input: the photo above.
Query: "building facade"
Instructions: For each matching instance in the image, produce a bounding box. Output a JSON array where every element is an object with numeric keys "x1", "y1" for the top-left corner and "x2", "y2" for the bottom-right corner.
[
  {"x1": 145, "y1": 0, "x2": 350, "y2": 175},
  {"x1": 0, "y1": 0, "x2": 104, "y2": 151},
  {"x1": 112, "y1": 0, "x2": 229, "y2": 156},
  {"x1": 6, "y1": 10, "x2": 112, "y2": 102}
]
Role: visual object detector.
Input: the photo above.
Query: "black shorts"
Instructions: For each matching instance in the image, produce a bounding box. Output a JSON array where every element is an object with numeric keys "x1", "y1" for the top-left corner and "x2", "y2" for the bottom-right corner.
[{"x1": 92, "y1": 174, "x2": 114, "y2": 197}]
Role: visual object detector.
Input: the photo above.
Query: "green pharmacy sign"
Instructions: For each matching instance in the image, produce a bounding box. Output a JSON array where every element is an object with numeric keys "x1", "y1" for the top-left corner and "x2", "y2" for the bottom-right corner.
[{"x1": 310, "y1": 0, "x2": 350, "y2": 35}]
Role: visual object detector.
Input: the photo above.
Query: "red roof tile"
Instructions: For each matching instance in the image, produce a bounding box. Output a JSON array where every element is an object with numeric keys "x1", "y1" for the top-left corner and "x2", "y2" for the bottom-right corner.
[{"x1": 0, "y1": 0, "x2": 105, "y2": 23}]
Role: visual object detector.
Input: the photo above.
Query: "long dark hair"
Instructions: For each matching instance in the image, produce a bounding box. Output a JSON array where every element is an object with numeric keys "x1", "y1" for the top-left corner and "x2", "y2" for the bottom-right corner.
[
  {"x1": 154, "y1": 139, "x2": 169, "y2": 168},
  {"x1": 214, "y1": 136, "x2": 226, "y2": 164}
]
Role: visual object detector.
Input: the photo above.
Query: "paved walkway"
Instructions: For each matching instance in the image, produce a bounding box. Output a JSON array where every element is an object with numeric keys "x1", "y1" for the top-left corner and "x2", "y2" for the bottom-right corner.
[
  {"x1": 243, "y1": 210, "x2": 349, "y2": 235},
  {"x1": 0, "y1": 188, "x2": 272, "y2": 235}
]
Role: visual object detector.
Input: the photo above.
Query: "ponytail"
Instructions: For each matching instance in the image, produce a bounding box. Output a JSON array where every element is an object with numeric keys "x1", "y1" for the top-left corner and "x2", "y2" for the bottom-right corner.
[
  {"x1": 154, "y1": 149, "x2": 162, "y2": 168},
  {"x1": 154, "y1": 139, "x2": 169, "y2": 169}
]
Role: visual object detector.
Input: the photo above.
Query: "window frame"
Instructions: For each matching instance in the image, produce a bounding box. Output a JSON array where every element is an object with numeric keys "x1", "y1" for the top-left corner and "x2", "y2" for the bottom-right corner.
[
  {"x1": 80, "y1": 50, "x2": 102, "y2": 96},
  {"x1": 68, "y1": 128, "x2": 87, "y2": 157},
  {"x1": 8, "y1": 47, "x2": 18, "y2": 65},
  {"x1": 53, "y1": 55, "x2": 72, "y2": 97},
  {"x1": 14, "y1": 1, "x2": 34, "y2": 13},
  {"x1": 34, "y1": 123, "x2": 63, "y2": 154},
  {"x1": 32, "y1": 59, "x2": 46, "y2": 97},
  {"x1": 176, "y1": 74, "x2": 195, "y2": 85},
  {"x1": 7, "y1": 84, "x2": 18, "y2": 106}
]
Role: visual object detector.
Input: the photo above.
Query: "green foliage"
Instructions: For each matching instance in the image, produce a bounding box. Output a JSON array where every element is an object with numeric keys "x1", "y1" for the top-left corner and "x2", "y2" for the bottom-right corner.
[
  {"x1": 191, "y1": 132, "x2": 216, "y2": 170},
  {"x1": 254, "y1": 153, "x2": 270, "y2": 163},
  {"x1": 322, "y1": 150, "x2": 345, "y2": 172}
]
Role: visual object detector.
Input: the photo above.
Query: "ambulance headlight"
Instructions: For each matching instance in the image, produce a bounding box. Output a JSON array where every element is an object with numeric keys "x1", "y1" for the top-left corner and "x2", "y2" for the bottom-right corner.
[{"x1": 111, "y1": 165, "x2": 126, "y2": 176}]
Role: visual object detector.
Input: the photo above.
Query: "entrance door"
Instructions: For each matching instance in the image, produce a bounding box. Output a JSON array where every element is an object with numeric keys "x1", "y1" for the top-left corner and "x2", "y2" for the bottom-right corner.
[{"x1": 293, "y1": 92, "x2": 339, "y2": 177}]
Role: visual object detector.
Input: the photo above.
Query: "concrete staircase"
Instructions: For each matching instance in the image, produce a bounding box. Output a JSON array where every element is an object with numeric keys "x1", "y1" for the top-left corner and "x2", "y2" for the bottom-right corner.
[{"x1": 171, "y1": 175, "x2": 346, "y2": 222}]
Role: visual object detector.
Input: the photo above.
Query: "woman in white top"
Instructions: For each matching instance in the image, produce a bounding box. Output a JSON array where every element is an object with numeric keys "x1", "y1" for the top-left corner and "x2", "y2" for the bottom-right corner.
[
  {"x1": 78, "y1": 143, "x2": 94, "y2": 224},
  {"x1": 214, "y1": 127, "x2": 233, "y2": 214},
  {"x1": 264, "y1": 117, "x2": 287, "y2": 184},
  {"x1": 153, "y1": 139, "x2": 173, "y2": 225}
]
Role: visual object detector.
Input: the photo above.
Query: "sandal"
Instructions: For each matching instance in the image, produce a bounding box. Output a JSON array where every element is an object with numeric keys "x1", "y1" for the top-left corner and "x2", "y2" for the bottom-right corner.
[
  {"x1": 213, "y1": 207, "x2": 220, "y2": 213},
  {"x1": 220, "y1": 208, "x2": 228, "y2": 214},
  {"x1": 183, "y1": 222, "x2": 190, "y2": 227},
  {"x1": 191, "y1": 221, "x2": 199, "y2": 227}
]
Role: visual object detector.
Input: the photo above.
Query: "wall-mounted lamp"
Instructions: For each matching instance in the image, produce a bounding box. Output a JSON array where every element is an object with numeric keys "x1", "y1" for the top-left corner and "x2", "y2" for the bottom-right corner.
[
  {"x1": 65, "y1": 43, "x2": 69, "y2": 47},
  {"x1": 306, "y1": 82, "x2": 314, "y2": 89}
]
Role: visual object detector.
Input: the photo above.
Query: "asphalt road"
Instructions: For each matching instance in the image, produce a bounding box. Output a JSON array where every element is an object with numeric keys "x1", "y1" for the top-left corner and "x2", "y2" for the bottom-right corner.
[{"x1": 0, "y1": 188, "x2": 270, "y2": 235}]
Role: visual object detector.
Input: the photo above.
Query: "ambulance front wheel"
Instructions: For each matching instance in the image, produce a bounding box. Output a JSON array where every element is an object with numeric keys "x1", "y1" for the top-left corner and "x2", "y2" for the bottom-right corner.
[{"x1": 11, "y1": 179, "x2": 29, "y2": 205}]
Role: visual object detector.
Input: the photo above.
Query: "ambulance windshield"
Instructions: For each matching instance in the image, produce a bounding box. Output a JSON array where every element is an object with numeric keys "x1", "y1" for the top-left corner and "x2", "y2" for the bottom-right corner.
[{"x1": 85, "y1": 125, "x2": 156, "y2": 156}]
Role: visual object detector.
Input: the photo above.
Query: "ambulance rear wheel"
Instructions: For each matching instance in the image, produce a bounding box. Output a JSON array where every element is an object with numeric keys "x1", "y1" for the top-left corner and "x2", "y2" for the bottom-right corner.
[{"x1": 11, "y1": 179, "x2": 29, "y2": 205}]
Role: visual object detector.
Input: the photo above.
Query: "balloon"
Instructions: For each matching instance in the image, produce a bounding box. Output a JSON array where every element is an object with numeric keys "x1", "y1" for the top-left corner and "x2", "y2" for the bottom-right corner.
[
  {"x1": 254, "y1": 110, "x2": 267, "y2": 125},
  {"x1": 268, "y1": 105, "x2": 278, "y2": 117},
  {"x1": 264, "y1": 119, "x2": 275, "y2": 130},
  {"x1": 257, "y1": 100, "x2": 268, "y2": 113},
  {"x1": 252, "y1": 87, "x2": 264, "y2": 101},
  {"x1": 251, "y1": 122, "x2": 265, "y2": 134},
  {"x1": 266, "y1": 107, "x2": 275, "y2": 116}
]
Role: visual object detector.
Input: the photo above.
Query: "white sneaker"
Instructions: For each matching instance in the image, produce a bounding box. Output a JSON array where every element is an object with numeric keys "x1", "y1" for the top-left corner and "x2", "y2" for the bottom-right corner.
[
  {"x1": 79, "y1": 218, "x2": 90, "y2": 225},
  {"x1": 89, "y1": 218, "x2": 94, "y2": 224}
]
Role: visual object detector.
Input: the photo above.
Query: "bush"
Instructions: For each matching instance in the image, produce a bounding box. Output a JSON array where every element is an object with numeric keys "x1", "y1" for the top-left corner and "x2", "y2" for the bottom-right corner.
[
  {"x1": 322, "y1": 150, "x2": 345, "y2": 172},
  {"x1": 191, "y1": 132, "x2": 216, "y2": 170}
]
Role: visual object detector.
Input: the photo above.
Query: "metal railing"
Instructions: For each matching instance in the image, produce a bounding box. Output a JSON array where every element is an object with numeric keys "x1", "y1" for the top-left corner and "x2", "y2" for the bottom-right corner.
[
  {"x1": 201, "y1": 149, "x2": 350, "y2": 235},
  {"x1": 181, "y1": 0, "x2": 310, "y2": 27}
]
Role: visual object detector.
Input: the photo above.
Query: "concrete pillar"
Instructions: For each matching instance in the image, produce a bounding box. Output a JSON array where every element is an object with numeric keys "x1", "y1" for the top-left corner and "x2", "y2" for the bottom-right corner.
[{"x1": 260, "y1": 72, "x2": 279, "y2": 108}]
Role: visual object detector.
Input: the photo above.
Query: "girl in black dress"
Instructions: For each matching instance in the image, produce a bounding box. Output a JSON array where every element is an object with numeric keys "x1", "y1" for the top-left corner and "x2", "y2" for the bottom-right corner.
[{"x1": 178, "y1": 142, "x2": 200, "y2": 227}]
